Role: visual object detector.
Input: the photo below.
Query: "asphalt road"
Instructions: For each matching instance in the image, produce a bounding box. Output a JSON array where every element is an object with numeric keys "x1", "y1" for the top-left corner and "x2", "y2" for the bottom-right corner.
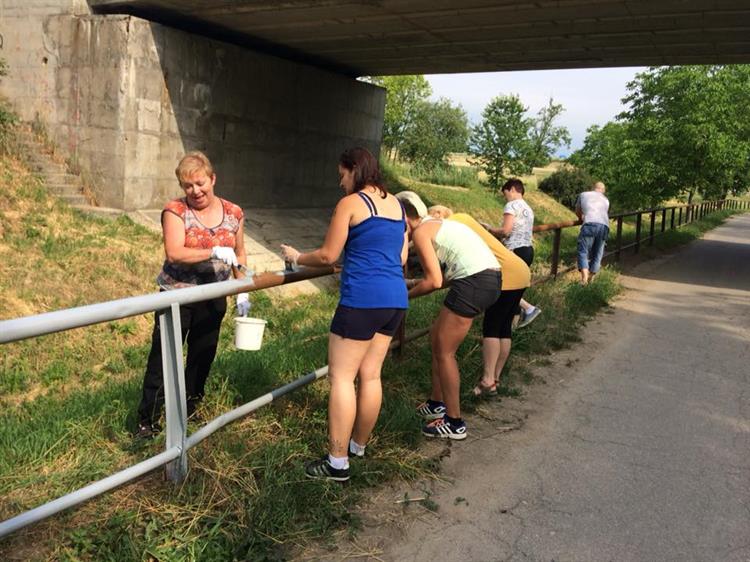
[{"x1": 374, "y1": 214, "x2": 750, "y2": 562}]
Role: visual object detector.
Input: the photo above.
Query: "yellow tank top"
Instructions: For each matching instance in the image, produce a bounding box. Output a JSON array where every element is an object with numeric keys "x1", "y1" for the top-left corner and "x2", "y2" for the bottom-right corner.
[{"x1": 449, "y1": 213, "x2": 530, "y2": 290}]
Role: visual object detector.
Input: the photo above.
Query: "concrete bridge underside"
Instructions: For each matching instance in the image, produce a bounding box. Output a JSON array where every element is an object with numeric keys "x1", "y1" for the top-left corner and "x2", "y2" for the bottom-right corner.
[
  {"x1": 89, "y1": 0, "x2": 750, "y2": 75},
  {"x1": 2, "y1": 1, "x2": 750, "y2": 288}
]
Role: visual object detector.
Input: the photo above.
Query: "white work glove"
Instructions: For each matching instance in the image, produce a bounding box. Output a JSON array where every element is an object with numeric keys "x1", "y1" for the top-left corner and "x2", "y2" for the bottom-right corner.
[
  {"x1": 210, "y1": 246, "x2": 238, "y2": 267},
  {"x1": 236, "y1": 293, "x2": 251, "y2": 317}
]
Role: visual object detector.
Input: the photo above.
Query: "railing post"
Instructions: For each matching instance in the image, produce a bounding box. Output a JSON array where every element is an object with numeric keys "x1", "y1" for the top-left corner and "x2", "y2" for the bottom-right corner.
[
  {"x1": 635, "y1": 213, "x2": 642, "y2": 254},
  {"x1": 661, "y1": 208, "x2": 667, "y2": 232},
  {"x1": 678, "y1": 206, "x2": 683, "y2": 226},
  {"x1": 670, "y1": 207, "x2": 675, "y2": 230},
  {"x1": 615, "y1": 216, "x2": 623, "y2": 262},
  {"x1": 649, "y1": 210, "x2": 656, "y2": 245},
  {"x1": 551, "y1": 227, "x2": 562, "y2": 277},
  {"x1": 161, "y1": 303, "x2": 188, "y2": 482}
]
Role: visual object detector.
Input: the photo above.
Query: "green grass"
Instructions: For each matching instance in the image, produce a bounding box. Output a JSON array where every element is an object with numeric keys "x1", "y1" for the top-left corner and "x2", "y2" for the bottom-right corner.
[
  {"x1": 1, "y1": 123, "x2": 746, "y2": 560},
  {"x1": 383, "y1": 160, "x2": 485, "y2": 190}
]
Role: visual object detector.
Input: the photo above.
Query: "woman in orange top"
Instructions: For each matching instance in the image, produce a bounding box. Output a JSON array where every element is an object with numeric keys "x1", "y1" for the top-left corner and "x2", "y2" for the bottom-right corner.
[{"x1": 136, "y1": 151, "x2": 249, "y2": 438}]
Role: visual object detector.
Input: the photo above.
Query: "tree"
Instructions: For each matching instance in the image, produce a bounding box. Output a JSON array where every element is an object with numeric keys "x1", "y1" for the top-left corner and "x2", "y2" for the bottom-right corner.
[
  {"x1": 571, "y1": 65, "x2": 750, "y2": 209},
  {"x1": 621, "y1": 65, "x2": 750, "y2": 203},
  {"x1": 469, "y1": 94, "x2": 533, "y2": 189},
  {"x1": 368, "y1": 75, "x2": 432, "y2": 160},
  {"x1": 400, "y1": 98, "x2": 469, "y2": 168},
  {"x1": 538, "y1": 167, "x2": 594, "y2": 210},
  {"x1": 568, "y1": 122, "x2": 647, "y2": 211},
  {"x1": 527, "y1": 98, "x2": 571, "y2": 167}
]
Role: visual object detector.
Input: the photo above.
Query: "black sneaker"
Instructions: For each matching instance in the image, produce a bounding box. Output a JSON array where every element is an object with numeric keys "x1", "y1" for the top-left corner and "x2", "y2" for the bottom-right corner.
[
  {"x1": 348, "y1": 447, "x2": 365, "y2": 459},
  {"x1": 304, "y1": 456, "x2": 350, "y2": 482},
  {"x1": 416, "y1": 400, "x2": 447, "y2": 420},
  {"x1": 422, "y1": 416, "x2": 468, "y2": 440}
]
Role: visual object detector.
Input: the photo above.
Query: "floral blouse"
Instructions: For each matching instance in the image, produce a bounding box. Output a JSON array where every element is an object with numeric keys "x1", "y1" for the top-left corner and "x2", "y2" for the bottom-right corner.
[{"x1": 156, "y1": 197, "x2": 244, "y2": 289}]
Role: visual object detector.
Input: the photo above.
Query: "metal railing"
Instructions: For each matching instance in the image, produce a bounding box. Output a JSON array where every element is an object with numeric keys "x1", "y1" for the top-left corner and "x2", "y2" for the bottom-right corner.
[
  {"x1": 532, "y1": 198, "x2": 749, "y2": 283},
  {"x1": 0, "y1": 197, "x2": 746, "y2": 539}
]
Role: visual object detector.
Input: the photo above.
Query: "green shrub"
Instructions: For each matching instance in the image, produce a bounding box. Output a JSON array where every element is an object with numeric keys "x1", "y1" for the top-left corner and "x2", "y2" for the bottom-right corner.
[{"x1": 538, "y1": 167, "x2": 594, "y2": 210}]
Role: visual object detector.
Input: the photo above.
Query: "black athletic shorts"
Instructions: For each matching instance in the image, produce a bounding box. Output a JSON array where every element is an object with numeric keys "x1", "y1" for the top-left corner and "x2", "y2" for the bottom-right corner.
[
  {"x1": 444, "y1": 269, "x2": 502, "y2": 318},
  {"x1": 512, "y1": 245, "x2": 534, "y2": 266},
  {"x1": 330, "y1": 306, "x2": 406, "y2": 340},
  {"x1": 482, "y1": 288, "x2": 526, "y2": 339}
]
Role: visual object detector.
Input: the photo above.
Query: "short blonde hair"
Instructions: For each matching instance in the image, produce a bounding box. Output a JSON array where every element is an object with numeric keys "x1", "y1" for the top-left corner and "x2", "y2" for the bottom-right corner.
[
  {"x1": 428, "y1": 205, "x2": 453, "y2": 219},
  {"x1": 175, "y1": 151, "x2": 214, "y2": 181}
]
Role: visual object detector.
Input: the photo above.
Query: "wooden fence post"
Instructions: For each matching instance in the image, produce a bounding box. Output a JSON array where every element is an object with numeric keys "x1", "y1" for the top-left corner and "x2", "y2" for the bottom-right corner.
[
  {"x1": 649, "y1": 210, "x2": 656, "y2": 245},
  {"x1": 615, "y1": 216, "x2": 623, "y2": 262},
  {"x1": 551, "y1": 227, "x2": 562, "y2": 278},
  {"x1": 635, "y1": 213, "x2": 642, "y2": 254}
]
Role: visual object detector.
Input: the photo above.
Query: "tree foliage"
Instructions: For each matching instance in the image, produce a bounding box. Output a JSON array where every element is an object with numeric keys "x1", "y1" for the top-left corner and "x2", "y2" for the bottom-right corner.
[
  {"x1": 400, "y1": 98, "x2": 469, "y2": 167},
  {"x1": 368, "y1": 75, "x2": 432, "y2": 160},
  {"x1": 538, "y1": 167, "x2": 594, "y2": 210},
  {"x1": 568, "y1": 122, "x2": 646, "y2": 210},
  {"x1": 470, "y1": 95, "x2": 571, "y2": 189},
  {"x1": 527, "y1": 98, "x2": 571, "y2": 168},
  {"x1": 469, "y1": 94, "x2": 534, "y2": 189},
  {"x1": 571, "y1": 65, "x2": 750, "y2": 209}
]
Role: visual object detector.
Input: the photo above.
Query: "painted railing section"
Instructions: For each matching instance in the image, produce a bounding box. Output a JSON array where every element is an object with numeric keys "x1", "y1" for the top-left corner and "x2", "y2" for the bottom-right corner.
[{"x1": 0, "y1": 198, "x2": 746, "y2": 539}]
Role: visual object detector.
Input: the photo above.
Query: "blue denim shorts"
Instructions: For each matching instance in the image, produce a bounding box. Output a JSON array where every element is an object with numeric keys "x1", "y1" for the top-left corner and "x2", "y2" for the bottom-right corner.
[{"x1": 577, "y1": 223, "x2": 610, "y2": 273}]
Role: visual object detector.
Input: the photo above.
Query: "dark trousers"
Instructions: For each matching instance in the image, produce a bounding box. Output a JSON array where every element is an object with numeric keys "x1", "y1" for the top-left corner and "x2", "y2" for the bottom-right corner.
[
  {"x1": 512, "y1": 246, "x2": 534, "y2": 314},
  {"x1": 137, "y1": 296, "x2": 227, "y2": 425},
  {"x1": 512, "y1": 245, "x2": 534, "y2": 266}
]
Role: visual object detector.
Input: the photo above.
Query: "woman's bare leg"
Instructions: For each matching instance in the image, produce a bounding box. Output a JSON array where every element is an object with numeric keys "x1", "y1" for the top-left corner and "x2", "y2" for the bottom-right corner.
[
  {"x1": 482, "y1": 337, "x2": 511, "y2": 385},
  {"x1": 327, "y1": 334, "x2": 371, "y2": 457},
  {"x1": 432, "y1": 306, "x2": 474, "y2": 418},
  {"x1": 429, "y1": 321, "x2": 444, "y2": 402},
  {"x1": 350, "y1": 332, "x2": 393, "y2": 446}
]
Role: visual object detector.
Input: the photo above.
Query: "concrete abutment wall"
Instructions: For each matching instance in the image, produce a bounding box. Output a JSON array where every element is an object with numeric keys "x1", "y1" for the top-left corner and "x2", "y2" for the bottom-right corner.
[{"x1": 0, "y1": 1, "x2": 385, "y2": 210}]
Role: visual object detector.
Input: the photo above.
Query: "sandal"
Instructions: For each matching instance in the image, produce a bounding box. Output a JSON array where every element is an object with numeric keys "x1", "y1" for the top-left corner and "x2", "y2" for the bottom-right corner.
[{"x1": 472, "y1": 379, "x2": 497, "y2": 397}]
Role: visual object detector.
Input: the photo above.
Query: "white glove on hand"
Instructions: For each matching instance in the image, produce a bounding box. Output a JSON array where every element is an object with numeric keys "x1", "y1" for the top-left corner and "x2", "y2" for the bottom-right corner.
[
  {"x1": 210, "y1": 246, "x2": 239, "y2": 267},
  {"x1": 236, "y1": 293, "x2": 251, "y2": 317}
]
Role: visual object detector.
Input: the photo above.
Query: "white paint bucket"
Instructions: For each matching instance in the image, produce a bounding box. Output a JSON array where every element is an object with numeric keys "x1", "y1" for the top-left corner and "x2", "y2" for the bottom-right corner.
[{"x1": 234, "y1": 317, "x2": 267, "y2": 351}]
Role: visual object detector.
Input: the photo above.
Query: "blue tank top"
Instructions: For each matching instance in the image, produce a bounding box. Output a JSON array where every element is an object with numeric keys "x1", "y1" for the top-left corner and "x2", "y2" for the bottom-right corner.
[{"x1": 339, "y1": 192, "x2": 408, "y2": 309}]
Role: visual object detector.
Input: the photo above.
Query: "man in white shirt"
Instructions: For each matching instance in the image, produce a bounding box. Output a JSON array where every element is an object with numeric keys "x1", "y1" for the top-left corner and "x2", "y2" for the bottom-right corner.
[{"x1": 575, "y1": 181, "x2": 610, "y2": 285}]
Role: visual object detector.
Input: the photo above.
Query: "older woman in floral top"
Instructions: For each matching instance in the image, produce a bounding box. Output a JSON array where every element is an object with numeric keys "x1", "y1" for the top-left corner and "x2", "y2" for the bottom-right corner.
[{"x1": 136, "y1": 151, "x2": 248, "y2": 438}]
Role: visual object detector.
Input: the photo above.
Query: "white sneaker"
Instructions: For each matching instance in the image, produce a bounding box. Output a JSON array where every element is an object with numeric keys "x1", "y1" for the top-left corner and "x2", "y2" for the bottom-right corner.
[{"x1": 517, "y1": 307, "x2": 542, "y2": 329}]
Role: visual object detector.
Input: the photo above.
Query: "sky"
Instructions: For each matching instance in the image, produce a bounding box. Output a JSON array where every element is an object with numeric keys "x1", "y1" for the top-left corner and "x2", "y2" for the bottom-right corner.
[{"x1": 425, "y1": 66, "x2": 647, "y2": 156}]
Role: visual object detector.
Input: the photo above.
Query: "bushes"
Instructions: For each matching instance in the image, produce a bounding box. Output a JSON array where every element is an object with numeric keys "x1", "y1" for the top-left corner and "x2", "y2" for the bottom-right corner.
[{"x1": 538, "y1": 167, "x2": 594, "y2": 210}]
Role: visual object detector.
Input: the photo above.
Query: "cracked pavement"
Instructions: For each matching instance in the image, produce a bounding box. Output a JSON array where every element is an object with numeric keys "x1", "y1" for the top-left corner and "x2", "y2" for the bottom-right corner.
[{"x1": 355, "y1": 214, "x2": 750, "y2": 562}]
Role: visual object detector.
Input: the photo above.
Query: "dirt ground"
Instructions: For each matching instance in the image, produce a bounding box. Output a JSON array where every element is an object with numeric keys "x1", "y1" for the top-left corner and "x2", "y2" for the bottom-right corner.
[{"x1": 297, "y1": 214, "x2": 750, "y2": 562}]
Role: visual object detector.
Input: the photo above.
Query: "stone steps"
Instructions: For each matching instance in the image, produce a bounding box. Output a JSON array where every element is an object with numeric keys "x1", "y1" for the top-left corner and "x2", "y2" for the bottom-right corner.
[{"x1": 16, "y1": 124, "x2": 121, "y2": 219}]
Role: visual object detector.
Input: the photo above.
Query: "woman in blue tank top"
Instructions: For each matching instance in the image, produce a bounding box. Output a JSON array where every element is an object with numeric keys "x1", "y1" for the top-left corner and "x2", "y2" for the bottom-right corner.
[{"x1": 281, "y1": 147, "x2": 408, "y2": 481}]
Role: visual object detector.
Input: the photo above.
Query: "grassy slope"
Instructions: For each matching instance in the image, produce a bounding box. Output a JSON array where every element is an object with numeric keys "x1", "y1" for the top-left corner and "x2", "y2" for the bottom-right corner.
[
  {"x1": 381, "y1": 161, "x2": 579, "y2": 276},
  {"x1": 2, "y1": 147, "x2": 742, "y2": 560}
]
